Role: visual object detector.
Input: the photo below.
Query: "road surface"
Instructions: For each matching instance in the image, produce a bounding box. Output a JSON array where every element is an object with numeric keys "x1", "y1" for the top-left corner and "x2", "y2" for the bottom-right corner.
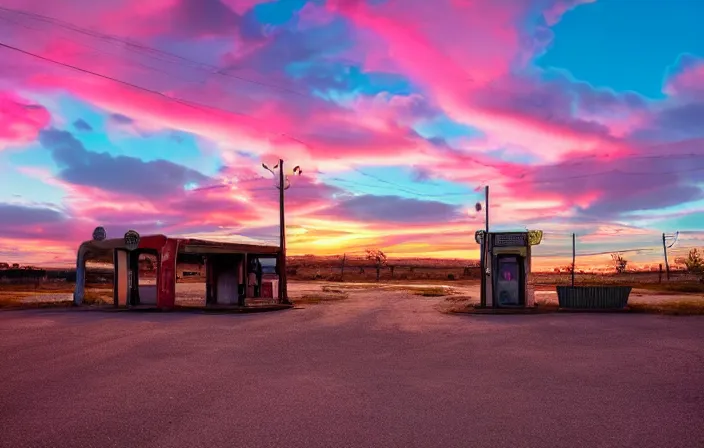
[{"x1": 1, "y1": 291, "x2": 703, "y2": 448}]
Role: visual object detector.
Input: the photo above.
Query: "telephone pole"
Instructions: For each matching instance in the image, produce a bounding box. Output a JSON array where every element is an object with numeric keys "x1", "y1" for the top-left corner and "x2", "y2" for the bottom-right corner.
[
  {"x1": 662, "y1": 233, "x2": 670, "y2": 281},
  {"x1": 479, "y1": 185, "x2": 489, "y2": 307},
  {"x1": 279, "y1": 159, "x2": 289, "y2": 304},
  {"x1": 262, "y1": 159, "x2": 302, "y2": 305}
]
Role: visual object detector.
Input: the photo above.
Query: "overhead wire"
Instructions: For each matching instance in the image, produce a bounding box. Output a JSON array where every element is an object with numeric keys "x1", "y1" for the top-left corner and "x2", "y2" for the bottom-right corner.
[
  {"x1": 0, "y1": 41, "x2": 313, "y2": 150},
  {"x1": 0, "y1": 6, "x2": 308, "y2": 97}
]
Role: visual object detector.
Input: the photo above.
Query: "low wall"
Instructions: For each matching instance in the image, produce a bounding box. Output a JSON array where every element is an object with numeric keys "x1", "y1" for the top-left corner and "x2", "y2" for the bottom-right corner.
[{"x1": 556, "y1": 286, "x2": 632, "y2": 310}]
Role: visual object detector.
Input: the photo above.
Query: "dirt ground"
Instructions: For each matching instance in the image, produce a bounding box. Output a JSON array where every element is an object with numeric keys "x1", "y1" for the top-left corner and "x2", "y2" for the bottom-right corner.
[
  {"x1": 2, "y1": 279, "x2": 701, "y2": 325},
  {"x1": 2, "y1": 279, "x2": 703, "y2": 310},
  {"x1": 287, "y1": 281, "x2": 704, "y2": 307}
]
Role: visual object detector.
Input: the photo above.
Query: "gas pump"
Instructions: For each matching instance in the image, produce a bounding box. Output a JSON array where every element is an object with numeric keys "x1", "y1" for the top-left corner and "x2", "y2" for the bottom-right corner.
[{"x1": 476, "y1": 230, "x2": 543, "y2": 308}]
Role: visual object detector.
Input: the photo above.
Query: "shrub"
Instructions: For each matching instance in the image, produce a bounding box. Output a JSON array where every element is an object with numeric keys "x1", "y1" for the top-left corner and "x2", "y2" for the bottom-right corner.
[{"x1": 684, "y1": 249, "x2": 703, "y2": 273}]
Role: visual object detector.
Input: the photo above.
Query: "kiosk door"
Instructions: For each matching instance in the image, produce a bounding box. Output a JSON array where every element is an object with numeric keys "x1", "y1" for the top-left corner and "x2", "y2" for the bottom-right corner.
[{"x1": 494, "y1": 255, "x2": 524, "y2": 307}]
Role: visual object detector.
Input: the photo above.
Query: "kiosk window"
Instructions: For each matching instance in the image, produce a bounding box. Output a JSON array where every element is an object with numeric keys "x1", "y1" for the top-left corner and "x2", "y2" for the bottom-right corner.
[{"x1": 496, "y1": 256, "x2": 522, "y2": 306}]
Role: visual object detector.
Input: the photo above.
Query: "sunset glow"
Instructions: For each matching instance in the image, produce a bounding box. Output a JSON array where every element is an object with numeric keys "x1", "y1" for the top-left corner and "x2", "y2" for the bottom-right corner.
[{"x1": 0, "y1": 0, "x2": 703, "y2": 270}]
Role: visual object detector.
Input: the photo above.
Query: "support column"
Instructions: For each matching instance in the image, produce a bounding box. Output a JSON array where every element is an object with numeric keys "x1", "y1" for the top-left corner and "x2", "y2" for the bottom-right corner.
[
  {"x1": 238, "y1": 255, "x2": 245, "y2": 307},
  {"x1": 243, "y1": 253, "x2": 248, "y2": 306},
  {"x1": 525, "y1": 245, "x2": 535, "y2": 307},
  {"x1": 205, "y1": 256, "x2": 213, "y2": 305},
  {"x1": 73, "y1": 243, "x2": 89, "y2": 305},
  {"x1": 157, "y1": 238, "x2": 179, "y2": 309},
  {"x1": 129, "y1": 250, "x2": 140, "y2": 306}
]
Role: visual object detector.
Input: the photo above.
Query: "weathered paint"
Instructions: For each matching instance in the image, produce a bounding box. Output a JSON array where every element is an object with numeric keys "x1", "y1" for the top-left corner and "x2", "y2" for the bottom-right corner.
[
  {"x1": 115, "y1": 249, "x2": 129, "y2": 307},
  {"x1": 157, "y1": 238, "x2": 179, "y2": 309},
  {"x1": 138, "y1": 234, "x2": 169, "y2": 252}
]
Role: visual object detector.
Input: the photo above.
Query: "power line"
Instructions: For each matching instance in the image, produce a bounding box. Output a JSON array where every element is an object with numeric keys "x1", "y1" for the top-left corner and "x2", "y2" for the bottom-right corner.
[
  {"x1": 0, "y1": 6, "x2": 307, "y2": 97},
  {"x1": 351, "y1": 168, "x2": 429, "y2": 196},
  {"x1": 328, "y1": 177, "x2": 471, "y2": 198},
  {"x1": 516, "y1": 152, "x2": 703, "y2": 176},
  {"x1": 342, "y1": 157, "x2": 703, "y2": 196},
  {"x1": 518, "y1": 165, "x2": 704, "y2": 185},
  {"x1": 533, "y1": 247, "x2": 660, "y2": 257},
  {"x1": 0, "y1": 41, "x2": 312, "y2": 148}
]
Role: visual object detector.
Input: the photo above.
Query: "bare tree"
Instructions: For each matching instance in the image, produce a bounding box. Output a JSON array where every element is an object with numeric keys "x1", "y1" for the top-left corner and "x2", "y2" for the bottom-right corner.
[
  {"x1": 366, "y1": 249, "x2": 388, "y2": 282},
  {"x1": 610, "y1": 253, "x2": 628, "y2": 274}
]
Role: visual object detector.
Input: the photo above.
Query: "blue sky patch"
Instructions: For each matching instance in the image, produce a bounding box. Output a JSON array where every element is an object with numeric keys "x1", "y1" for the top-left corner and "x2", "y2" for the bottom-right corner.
[{"x1": 537, "y1": 0, "x2": 704, "y2": 99}]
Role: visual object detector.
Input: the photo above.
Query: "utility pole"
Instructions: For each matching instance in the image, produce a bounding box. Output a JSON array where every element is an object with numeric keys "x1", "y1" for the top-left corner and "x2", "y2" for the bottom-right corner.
[
  {"x1": 571, "y1": 233, "x2": 576, "y2": 287},
  {"x1": 278, "y1": 159, "x2": 290, "y2": 304},
  {"x1": 263, "y1": 159, "x2": 301, "y2": 304},
  {"x1": 662, "y1": 233, "x2": 670, "y2": 281}
]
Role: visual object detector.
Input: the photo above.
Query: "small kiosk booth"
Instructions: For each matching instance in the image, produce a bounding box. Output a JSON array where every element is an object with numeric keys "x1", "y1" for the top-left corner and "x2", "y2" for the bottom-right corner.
[
  {"x1": 475, "y1": 230, "x2": 543, "y2": 308},
  {"x1": 73, "y1": 228, "x2": 286, "y2": 309}
]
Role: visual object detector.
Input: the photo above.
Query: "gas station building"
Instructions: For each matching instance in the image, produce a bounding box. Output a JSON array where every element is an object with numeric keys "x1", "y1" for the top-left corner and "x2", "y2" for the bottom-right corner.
[{"x1": 73, "y1": 230, "x2": 285, "y2": 309}]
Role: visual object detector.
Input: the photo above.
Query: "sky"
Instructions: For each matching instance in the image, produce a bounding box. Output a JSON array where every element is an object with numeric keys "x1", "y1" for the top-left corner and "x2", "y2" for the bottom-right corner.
[{"x1": 0, "y1": 0, "x2": 703, "y2": 271}]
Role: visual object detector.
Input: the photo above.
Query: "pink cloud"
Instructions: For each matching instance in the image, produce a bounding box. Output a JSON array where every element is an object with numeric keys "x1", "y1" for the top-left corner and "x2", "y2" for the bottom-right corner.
[
  {"x1": 664, "y1": 54, "x2": 704, "y2": 98},
  {"x1": 327, "y1": 0, "x2": 632, "y2": 161},
  {"x1": 543, "y1": 0, "x2": 596, "y2": 26},
  {"x1": 0, "y1": 0, "x2": 269, "y2": 40},
  {"x1": 0, "y1": 30, "x2": 434, "y2": 170},
  {"x1": 0, "y1": 91, "x2": 50, "y2": 149}
]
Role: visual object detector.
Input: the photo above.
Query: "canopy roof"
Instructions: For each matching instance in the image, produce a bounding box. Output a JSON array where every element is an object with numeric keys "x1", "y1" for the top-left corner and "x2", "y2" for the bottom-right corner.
[{"x1": 78, "y1": 234, "x2": 280, "y2": 257}]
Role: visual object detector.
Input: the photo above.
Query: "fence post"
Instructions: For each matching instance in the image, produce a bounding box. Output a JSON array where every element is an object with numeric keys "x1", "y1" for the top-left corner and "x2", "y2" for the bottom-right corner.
[
  {"x1": 659, "y1": 264, "x2": 663, "y2": 283},
  {"x1": 571, "y1": 233, "x2": 576, "y2": 287},
  {"x1": 341, "y1": 253, "x2": 346, "y2": 280},
  {"x1": 662, "y1": 233, "x2": 671, "y2": 281}
]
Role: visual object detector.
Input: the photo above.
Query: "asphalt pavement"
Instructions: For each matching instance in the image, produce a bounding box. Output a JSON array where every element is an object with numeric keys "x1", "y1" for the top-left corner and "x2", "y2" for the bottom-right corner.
[{"x1": 1, "y1": 293, "x2": 703, "y2": 448}]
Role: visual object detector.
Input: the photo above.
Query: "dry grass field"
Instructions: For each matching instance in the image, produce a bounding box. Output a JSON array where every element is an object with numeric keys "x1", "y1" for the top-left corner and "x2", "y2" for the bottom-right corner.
[{"x1": 0, "y1": 255, "x2": 702, "y2": 313}]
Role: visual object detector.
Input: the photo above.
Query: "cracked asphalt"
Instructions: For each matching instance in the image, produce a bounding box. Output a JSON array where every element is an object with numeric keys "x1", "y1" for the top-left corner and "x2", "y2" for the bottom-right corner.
[{"x1": 1, "y1": 290, "x2": 703, "y2": 448}]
